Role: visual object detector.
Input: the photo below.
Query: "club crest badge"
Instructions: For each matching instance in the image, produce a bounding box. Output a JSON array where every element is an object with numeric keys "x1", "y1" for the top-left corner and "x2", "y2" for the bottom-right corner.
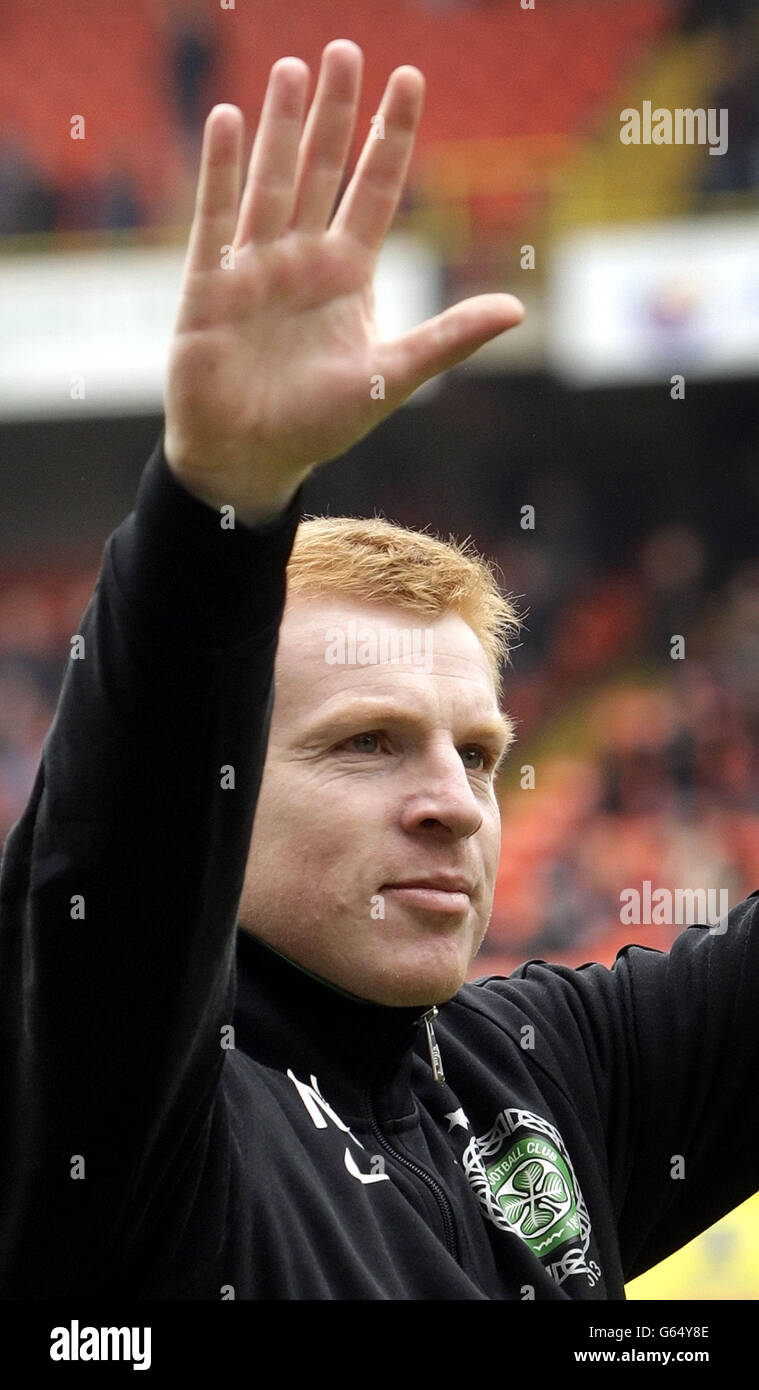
[{"x1": 463, "y1": 1107, "x2": 600, "y2": 1288}]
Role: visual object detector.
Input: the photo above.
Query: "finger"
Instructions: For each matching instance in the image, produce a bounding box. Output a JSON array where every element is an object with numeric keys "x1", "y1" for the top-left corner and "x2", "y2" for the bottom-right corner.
[
  {"x1": 235, "y1": 57, "x2": 310, "y2": 246},
  {"x1": 184, "y1": 105, "x2": 244, "y2": 275},
  {"x1": 378, "y1": 294, "x2": 525, "y2": 399},
  {"x1": 291, "y1": 40, "x2": 363, "y2": 233},
  {"x1": 330, "y1": 65, "x2": 424, "y2": 256}
]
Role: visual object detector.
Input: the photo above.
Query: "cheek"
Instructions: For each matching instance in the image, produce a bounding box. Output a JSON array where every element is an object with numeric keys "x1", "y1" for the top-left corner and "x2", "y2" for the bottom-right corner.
[
  {"x1": 482, "y1": 807, "x2": 501, "y2": 872},
  {"x1": 259, "y1": 775, "x2": 365, "y2": 862}
]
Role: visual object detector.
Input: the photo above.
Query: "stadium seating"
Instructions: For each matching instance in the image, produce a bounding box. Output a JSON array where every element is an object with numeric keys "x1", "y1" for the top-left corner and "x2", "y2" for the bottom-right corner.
[{"x1": 0, "y1": 0, "x2": 670, "y2": 233}]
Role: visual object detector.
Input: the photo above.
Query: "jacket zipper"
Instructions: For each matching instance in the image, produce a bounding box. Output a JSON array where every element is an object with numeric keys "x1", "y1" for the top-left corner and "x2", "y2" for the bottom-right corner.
[
  {"x1": 366, "y1": 1101, "x2": 459, "y2": 1262},
  {"x1": 365, "y1": 1011, "x2": 459, "y2": 1262},
  {"x1": 419, "y1": 1006, "x2": 445, "y2": 1083}
]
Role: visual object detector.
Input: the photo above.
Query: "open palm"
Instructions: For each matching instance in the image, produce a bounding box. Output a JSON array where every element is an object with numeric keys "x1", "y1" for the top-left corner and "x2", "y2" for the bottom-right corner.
[{"x1": 164, "y1": 40, "x2": 524, "y2": 523}]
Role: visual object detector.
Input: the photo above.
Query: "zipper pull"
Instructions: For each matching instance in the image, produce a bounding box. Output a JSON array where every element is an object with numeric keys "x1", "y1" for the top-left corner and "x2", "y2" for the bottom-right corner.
[{"x1": 419, "y1": 1006, "x2": 445, "y2": 1084}]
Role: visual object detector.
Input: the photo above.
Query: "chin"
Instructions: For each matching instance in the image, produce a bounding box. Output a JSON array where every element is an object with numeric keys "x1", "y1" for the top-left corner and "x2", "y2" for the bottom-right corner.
[
  {"x1": 380, "y1": 979, "x2": 465, "y2": 1009},
  {"x1": 362, "y1": 948, "x2": 471, "y2": 1009}
]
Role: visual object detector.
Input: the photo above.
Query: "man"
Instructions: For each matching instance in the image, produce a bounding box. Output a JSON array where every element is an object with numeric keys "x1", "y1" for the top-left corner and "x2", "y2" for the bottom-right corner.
[{"x1": 1, "y1": 40, "x2": 757, "y2": 1301}]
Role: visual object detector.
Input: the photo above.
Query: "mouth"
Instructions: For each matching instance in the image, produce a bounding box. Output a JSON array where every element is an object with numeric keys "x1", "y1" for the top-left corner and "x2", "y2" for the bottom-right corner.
[{"x1": 381, "y1": 881, "x2": 472, "y2": 915}]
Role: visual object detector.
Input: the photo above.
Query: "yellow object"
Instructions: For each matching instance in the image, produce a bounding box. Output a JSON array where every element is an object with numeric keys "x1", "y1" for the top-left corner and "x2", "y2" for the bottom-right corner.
[{"x1": 626, "y1": 1193, "x2": 759, "y2": 1299}]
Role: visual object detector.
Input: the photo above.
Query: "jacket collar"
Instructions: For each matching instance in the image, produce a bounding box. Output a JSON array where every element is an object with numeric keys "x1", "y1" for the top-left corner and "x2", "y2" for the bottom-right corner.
[{"x1": 233, "y1": 928, "x2": 433, "y2": 1125}]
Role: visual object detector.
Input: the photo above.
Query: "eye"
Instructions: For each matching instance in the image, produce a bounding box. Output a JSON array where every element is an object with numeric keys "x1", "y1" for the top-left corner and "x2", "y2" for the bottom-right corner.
[
  {"x1": 345, "y1": 731, "x2": 383, "y2": 754},
  {"x1": 339, "y1": 733, "x2": 497, "y2": 772},
  {"x1": 460, "y1": 745, "x2": 493, "y2": 772}
]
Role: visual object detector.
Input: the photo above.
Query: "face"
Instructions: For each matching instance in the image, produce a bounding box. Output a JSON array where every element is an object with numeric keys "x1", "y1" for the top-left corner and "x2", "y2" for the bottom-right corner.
[{"x1": 238, "y1": 595, "x2": 510, "y2": 1007}]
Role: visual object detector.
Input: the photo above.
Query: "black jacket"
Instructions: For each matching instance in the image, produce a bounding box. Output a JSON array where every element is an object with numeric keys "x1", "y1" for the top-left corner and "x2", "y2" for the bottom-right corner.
[{"x1": 1, "y1": 435, "x2": 757, "y2": 1300}]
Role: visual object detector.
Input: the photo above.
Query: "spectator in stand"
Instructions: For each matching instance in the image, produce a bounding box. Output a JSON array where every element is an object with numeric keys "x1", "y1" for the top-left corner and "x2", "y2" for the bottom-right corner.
[
  {"x1": 101, "y1": 167, "x2": 143, "y2": 232},
  {"x1": 162, "y1": 0, "x2": 218, "y2": 145},
  {"x1": 0, "y1": 135, "x2": 57, "y2": 236}
]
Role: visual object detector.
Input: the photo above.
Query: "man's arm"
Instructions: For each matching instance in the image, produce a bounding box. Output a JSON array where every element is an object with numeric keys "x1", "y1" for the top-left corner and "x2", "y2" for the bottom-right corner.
[
  {"x1": 0, "y1": 438, "x2": 303, "y2": 1293},
  {"x1": 0, "y1": 41, "x2": 523, "y2": 1294},
  {"x1": 495, "y1": 894, "x2": 759, "y2": 1282},
  {"x1": 611, "y1": 898, "x2": 759, "y2": 1278}
]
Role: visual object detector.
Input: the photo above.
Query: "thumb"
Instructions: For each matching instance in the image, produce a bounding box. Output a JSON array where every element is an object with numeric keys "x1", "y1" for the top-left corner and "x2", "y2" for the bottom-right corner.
[{"x1": 378, "y1": 293, "x2": 524, "y2": 401}]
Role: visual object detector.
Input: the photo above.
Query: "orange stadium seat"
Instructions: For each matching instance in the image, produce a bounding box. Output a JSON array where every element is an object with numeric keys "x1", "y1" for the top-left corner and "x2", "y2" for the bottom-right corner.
[{"x1": 2, "y1": 0, "x2": 671, "y2": 234}]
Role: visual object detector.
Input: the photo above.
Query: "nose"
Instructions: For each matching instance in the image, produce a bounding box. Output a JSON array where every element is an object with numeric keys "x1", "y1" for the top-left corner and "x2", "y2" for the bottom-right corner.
[{"x1": 398, "y1": 743, "x2": 485, "y2": 840}]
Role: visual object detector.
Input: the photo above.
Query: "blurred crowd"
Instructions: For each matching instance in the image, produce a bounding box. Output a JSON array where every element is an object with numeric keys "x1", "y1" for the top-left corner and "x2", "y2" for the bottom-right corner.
[
  {"x1": 3, "y1": 1, "x2": 759, "y2": 239},
  {"x1": 484, "y1": 529, "x2": 759, "y2": 968},
  {"x1": 0, "y1": 1, "x2": 217, "y2": 237},
  {"x1": 699, "y1": 9, "x2": 759, "y2": 197},
  {"x1": 0, "y1": 140, "x2": 145, "y2": 237}
]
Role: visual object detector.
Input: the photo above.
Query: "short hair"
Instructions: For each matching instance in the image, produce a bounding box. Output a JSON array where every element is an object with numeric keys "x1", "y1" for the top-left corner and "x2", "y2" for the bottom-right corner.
[{"x1": 285, "y1": 513, "x2": 522, "y2": 700}]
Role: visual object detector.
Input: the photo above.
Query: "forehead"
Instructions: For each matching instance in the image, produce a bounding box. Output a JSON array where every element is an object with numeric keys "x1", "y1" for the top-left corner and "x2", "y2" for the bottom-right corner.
[{"x1": 274, "y1": 594, "x2": 499, "y2": 726}]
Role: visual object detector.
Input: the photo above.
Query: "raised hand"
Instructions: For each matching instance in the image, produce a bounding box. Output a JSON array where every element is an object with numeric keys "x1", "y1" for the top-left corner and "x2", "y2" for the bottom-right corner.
[{"x1": 163, "y1": 40, "x2": 524, "y2": 524}]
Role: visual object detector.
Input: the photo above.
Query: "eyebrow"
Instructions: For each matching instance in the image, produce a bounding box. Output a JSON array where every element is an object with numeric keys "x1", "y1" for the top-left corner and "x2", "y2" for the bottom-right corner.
[{"x1": 300, "y1": 699, "x2": 516, "y2": 765}]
